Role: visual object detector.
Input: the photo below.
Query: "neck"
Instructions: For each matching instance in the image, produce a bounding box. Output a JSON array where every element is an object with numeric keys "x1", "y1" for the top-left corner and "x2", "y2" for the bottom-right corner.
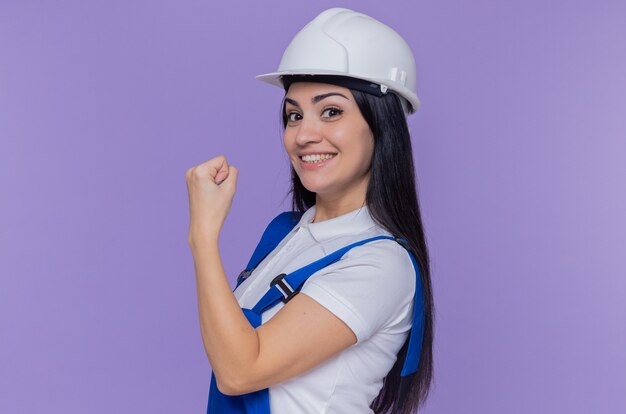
[{"x1": 312, "y1": 176, "x2": 368, "y2": 223}]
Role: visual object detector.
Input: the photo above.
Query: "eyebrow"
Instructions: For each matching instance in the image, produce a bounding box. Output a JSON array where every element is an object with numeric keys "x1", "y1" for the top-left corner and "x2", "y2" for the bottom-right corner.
[{"x1": 284, "y1": 92, "x2": 350, "y2": 108}]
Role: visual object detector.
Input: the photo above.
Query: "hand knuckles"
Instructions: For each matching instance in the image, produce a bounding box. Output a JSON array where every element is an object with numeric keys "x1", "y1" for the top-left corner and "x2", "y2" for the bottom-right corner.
[{"x1": 185, "y1": 169, "x2": 194, "y2": 181}]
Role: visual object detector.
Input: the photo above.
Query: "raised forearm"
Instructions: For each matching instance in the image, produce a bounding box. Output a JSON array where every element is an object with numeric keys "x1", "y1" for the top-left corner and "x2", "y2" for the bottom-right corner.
[{"x1": 191, "y1": 237, "x2": 259, "y2": 392}]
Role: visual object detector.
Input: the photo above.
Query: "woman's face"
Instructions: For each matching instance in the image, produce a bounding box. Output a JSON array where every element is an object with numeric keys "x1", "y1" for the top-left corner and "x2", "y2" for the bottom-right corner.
[{"x1": 283, "y1": 82, "x2": 374, "y2": 202}]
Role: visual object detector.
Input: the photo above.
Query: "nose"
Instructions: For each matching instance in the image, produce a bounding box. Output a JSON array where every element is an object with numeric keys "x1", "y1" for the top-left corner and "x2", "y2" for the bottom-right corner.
[{"x1": 294, "y1": 116, "x2": 323, "y2": 147}]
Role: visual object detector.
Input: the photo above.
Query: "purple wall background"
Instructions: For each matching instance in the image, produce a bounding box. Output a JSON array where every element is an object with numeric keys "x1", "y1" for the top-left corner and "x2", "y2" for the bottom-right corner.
[{"x1": 1, "y1": 1, "x2": 625, "y2": 412}]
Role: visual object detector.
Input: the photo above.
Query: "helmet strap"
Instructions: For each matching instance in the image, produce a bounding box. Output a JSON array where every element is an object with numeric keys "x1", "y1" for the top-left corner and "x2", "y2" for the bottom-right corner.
[{"x1": 281, "y1": 74, "x2": 388, "y2": 98}]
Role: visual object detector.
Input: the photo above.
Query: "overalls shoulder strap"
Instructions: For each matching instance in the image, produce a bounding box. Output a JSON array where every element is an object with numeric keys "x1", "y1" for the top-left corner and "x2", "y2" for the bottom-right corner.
[{"x1": 235, "y1": 210, "x2": 304, "y2": 290}]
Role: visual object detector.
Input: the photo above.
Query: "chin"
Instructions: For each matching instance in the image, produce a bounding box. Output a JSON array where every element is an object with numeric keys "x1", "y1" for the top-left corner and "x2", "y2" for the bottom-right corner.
[
  {"x1": 301, "y1": 183, "x2": 324, "y2": 194},
  {"x1": 302, "y1": 181, "x2": 339, "y2": 198},
  {"x1": 297, "y1": 181, "x2": 321, "y2": 194}
]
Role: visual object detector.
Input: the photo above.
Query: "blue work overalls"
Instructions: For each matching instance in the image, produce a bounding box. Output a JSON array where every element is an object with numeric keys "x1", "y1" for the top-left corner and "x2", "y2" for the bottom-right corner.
[{"x1": 206, "y1": 211, "x2": 424, "y2": 413}]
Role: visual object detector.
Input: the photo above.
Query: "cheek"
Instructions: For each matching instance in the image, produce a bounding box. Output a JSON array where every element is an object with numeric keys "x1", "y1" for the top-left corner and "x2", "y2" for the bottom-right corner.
[
  {"x1": 347, "y1": 128, "x2": 374, "y2": 166},
  {"x1": 283, "y1": 132, "x2": 300, "y2": 166},
  {"x1": 283, "y1": 131, "x2": 294, "y2": 150}
]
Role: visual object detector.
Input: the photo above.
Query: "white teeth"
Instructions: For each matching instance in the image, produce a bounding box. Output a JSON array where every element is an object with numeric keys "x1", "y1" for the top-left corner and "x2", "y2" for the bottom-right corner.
[{"x1": 301, "y1": 153, "x2": 337, "y2": 163}]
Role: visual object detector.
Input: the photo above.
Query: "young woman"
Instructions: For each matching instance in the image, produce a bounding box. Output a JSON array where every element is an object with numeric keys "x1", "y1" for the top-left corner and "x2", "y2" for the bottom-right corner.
[{"x1": 186, "y1": 8, "x2": 434, "y2": 414}]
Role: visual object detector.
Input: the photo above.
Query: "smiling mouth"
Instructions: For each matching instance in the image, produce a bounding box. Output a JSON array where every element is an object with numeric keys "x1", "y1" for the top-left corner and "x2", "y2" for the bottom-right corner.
[{"x1": 299, "y1": 153, "x2": 338, "y2": 164}]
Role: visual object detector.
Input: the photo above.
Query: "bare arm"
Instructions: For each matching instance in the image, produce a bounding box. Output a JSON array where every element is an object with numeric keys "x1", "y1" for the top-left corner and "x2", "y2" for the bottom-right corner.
[
  {"x1": 191, "y1": 236, "x2": 357, "y2": 396},
  {"x1": 191, "y1": 236, "x2": 260, "y2": 394}
]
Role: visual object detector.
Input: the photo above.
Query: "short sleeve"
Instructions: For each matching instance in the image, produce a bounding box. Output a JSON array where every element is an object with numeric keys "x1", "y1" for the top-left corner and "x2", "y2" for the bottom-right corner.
[{"x1": 299, "y1": 238, "x2": 417, "y2": 343}]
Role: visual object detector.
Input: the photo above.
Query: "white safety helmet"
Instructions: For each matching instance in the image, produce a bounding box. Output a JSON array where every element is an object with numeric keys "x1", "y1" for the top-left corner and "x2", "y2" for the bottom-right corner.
[{"x1": 255, "y1": 7, "x2": 420, "y2": 115}]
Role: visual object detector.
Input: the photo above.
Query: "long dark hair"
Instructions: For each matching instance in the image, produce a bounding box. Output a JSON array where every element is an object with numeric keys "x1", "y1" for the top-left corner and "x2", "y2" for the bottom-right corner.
[{"x1": 279, "y1": 78, "x2": 434, "y2": 413}]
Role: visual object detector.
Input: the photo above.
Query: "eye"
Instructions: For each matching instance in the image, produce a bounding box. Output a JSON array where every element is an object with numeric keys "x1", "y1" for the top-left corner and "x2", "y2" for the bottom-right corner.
[
  {"x1": 286, "y1": 112, "x2": 302, "y2": 122},
  {"x1": 321, "y1": 107, "x2": 344, "y2": 119}
]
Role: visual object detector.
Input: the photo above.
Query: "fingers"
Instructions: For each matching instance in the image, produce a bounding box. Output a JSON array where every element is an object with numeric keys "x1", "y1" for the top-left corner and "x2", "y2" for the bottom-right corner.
[
  {"x1": 185, "y1": 155, "x2": 238, "y2": 187},
  {"x1": 212, "y1": 156, "x2": 229, "y2": 183},
  {"x1": 226, "y1": 165, "x2": 238, "y2": 187},
  {"x1": 216, "y1": 165, "x2": 238, "y2": 187}
]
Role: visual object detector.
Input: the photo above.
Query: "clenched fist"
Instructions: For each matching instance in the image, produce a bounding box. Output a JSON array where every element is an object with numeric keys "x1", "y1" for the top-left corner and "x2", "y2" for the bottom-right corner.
[{"x1": 185, "y1": 155, "x2": 238, "y2": 245}]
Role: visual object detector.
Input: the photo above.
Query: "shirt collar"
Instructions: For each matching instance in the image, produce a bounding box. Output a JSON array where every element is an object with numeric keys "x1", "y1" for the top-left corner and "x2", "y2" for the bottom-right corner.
[{"x1": 295, "y1": 204, "x2": 377, "y2": 243}]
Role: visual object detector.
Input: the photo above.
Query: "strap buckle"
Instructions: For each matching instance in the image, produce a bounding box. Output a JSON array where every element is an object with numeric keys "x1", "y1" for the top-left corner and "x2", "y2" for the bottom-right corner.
[
  {"x1": 270, "y1": 273, "x2": 298, "y2": 304},
  {"x1": 237, "y1": 269, "x2": 252, "y2": 284},
  {"x1": 394, "y1": 237, "x2": 413, "y2": 253}
]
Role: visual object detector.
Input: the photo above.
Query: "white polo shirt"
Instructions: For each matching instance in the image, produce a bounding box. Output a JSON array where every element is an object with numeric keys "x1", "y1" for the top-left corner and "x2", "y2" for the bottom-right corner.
[{"x1": 233, "y1": 204, "x2": 416, "y2": 414}]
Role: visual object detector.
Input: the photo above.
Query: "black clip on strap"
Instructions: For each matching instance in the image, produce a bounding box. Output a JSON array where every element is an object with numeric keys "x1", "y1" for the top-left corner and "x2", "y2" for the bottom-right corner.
[
  {"x1": 237, "y1": 269, "x2": 252, "y2": 284},
  {"x1": 394, "y1": 237, "x2": 413, "y2": 254},
  {"x1": 270, "y1": 273, "x2": 298, "y2": 304}
]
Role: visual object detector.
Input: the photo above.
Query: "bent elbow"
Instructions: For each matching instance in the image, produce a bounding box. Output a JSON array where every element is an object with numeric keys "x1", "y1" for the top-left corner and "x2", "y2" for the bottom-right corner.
[
  {"x1": 215, "y1": 370, "x2": 256, "y2": 396},
  {"x1": 215, "y1": 375, "x2": 241, "y2": 396}
]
